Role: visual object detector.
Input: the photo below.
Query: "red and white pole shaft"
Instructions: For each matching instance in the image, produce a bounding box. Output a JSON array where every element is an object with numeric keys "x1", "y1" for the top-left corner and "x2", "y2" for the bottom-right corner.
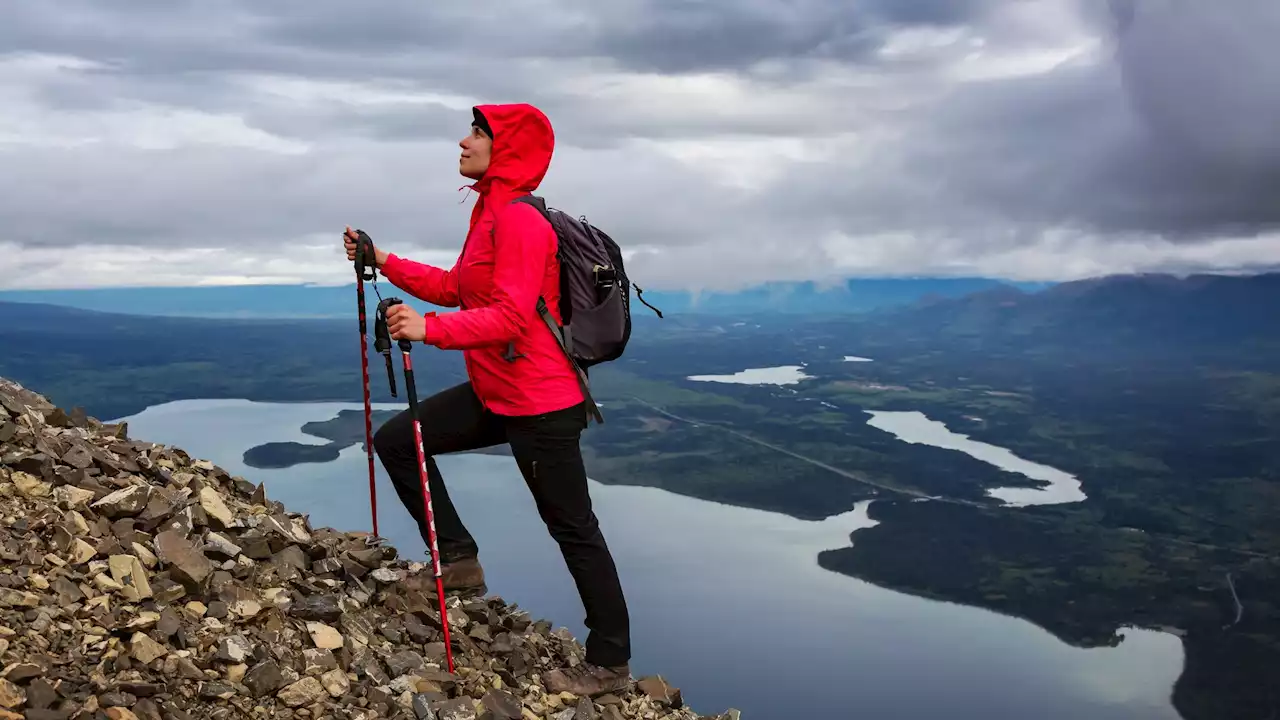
[{"x1": 399, "y1": 332, "x2": 455, "y2": 673}]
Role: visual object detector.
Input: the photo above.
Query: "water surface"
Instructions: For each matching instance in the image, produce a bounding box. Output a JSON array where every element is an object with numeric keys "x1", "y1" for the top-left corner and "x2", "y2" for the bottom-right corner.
[
  {"x1": 865, "y1": 410, "x2": 1087, "y2": 507},
  {"x1": 684, "y1": 363, "x2": 1085, "y2": 508},
  {"x1": 686, "y1": 365, "x2": 813, "y2": 386}
]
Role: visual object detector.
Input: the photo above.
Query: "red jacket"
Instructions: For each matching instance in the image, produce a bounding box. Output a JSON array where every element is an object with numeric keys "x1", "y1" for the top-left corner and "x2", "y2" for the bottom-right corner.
[{"x1": 380, "y1": 103, "x2": 584, "y2": 417}]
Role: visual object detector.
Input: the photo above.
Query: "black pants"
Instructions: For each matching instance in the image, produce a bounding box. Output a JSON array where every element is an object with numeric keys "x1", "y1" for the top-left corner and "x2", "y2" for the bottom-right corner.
[{"x1": 372, "y1": 381, "x2": 631, "y2": 667}]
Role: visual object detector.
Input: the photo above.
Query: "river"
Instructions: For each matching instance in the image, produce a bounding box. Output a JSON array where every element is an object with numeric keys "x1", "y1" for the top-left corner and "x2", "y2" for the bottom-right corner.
[{"x1": 115, "y1": 398, "x2": 1184, "y2": 720}]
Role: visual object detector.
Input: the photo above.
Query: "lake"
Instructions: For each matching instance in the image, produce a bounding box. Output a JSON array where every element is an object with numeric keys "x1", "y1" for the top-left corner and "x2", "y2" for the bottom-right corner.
[
  {"x1": 115, "y1": 398, "x2": 1184, "y2": 720},
  {"x1": 687, "y1": 363, "x2": 1087, "y2": 507},
  {"x1": 863, "y1": 410, "x2": 1087, "y2": 507}
]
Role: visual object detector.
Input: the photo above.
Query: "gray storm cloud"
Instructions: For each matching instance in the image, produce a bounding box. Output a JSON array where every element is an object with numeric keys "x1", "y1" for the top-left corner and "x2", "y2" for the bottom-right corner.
[
  {"x1": 1113, "y1": 0, "x2": 1280, "y2": 171},
  {"x1": 0, "y1": 0, "x2": 1277, "y2": 290}
]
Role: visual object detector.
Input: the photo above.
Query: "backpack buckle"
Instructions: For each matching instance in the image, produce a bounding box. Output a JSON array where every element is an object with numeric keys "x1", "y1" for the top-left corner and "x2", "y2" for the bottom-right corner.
[{"x1": 593, "y1": 265, "x2": 617, "y2": 295}]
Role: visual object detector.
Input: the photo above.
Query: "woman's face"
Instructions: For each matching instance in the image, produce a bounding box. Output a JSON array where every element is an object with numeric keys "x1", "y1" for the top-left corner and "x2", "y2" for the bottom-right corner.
[{"x1": 459, "y1": 125, "x2": 492, "y2": 180}]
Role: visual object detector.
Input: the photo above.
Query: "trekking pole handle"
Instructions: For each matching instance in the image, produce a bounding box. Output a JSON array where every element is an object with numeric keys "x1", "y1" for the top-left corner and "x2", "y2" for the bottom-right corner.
[
  {"x1": 374, "y1": 298, "x2": 400, "y2": 354},
  {"x1": 353, "y1": 229, "x2": 378, "y2": 282}
]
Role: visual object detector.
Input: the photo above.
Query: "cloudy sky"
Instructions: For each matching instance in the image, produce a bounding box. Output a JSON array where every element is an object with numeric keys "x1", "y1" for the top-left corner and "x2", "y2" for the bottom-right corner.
[{"x1": 1, "y1": 0, "x2": 1278, "y2": 292}]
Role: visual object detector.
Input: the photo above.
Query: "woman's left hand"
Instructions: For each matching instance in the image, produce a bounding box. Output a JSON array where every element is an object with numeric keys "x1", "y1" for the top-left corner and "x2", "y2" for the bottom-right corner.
[{"x1": 386, "y1": 303, "x2": 427, "y2": 342}]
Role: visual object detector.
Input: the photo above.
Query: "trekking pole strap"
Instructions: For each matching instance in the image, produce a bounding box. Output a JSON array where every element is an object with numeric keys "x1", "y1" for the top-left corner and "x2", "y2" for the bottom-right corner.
[
  {"x1": 373, "y1": 298, "x2": 402, "y2": 396},
  {"x1": 536, "y1": 298, "x2": 604, "y2": 424}
]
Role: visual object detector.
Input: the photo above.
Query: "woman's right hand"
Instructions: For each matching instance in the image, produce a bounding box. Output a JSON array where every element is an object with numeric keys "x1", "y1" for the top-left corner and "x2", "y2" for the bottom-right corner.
[
  {"x1": 343, "y1": 226, "x2": 389, "y2": 267},
  {"x1": 343, "y1": 226, "x2": 368, "y2": 263}
]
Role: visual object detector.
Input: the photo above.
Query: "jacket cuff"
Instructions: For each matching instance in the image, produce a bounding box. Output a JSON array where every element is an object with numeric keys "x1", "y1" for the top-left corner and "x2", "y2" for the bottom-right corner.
[{"x1": 422, "y1": 312, "x2": 443, "y2": 346}]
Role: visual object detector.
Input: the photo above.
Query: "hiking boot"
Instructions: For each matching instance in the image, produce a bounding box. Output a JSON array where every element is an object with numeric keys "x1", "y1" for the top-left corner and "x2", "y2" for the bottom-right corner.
[
  {"x1": 543, "y1": 662, "x2": 632, "y2": 697},
  {"x1": 403, "y1": 556, "x2": 487, "y2": 597},
  {"x1": 440, "y1": 556, "x2": 487, "y2": 596}
]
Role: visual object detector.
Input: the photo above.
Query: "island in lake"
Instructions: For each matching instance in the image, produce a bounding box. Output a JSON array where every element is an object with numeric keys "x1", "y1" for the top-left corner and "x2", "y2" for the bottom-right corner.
[
  {"x1": 242, "y1": 409, "x2": 397, "y2": 469},
  {"x1": 243, "y1": 408, "x2": 512, "y2": 471}
]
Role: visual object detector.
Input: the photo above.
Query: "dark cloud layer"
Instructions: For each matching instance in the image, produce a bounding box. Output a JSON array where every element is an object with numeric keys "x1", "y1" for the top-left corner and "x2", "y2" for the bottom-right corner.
[{"x1": 1, "y1": 0, "x2": 1278, "y2": 289}]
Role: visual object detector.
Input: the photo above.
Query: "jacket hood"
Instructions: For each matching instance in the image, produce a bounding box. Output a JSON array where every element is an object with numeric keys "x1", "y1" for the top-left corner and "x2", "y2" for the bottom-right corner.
[{"x1": 469, "y1": 103, "x2": 554, "y2": 199}]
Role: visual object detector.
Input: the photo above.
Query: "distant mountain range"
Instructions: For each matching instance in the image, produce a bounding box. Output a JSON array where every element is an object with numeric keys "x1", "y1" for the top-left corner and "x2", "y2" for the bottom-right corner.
[
  {"x1": 2, "y1": 274, "x2": 1273, "y2": 349},
  {"x1": 0, "y1": 277, "x2": 1052, "y2": 319},
  {"x1": 860, "y1": 271, "x2": 1280, "y2": 366},
  {"x1": 4, "y1": 270, "x2": 1275, "y2": 419}
]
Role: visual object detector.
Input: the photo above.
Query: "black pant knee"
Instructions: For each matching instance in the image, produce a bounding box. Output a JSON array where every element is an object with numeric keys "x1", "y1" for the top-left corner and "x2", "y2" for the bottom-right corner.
[{"x1": 372, "y1": 412, "x2": 409, "y2": 460}]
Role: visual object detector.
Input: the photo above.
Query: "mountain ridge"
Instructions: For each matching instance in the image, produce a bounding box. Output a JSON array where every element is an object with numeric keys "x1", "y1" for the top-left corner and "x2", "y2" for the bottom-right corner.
[
  {"x1": 858, "y1": 271, "x2": 1280, "y2": 364},
  {"x1": 4, "y1": 271, "x2": 1274, "y2": 322},
  {"x1": 0, "y1": 276, "x2": 1052, "y2": 319}
]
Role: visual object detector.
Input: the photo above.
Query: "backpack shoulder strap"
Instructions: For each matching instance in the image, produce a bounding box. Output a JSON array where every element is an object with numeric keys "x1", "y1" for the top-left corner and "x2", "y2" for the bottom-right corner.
[
  {"x1": 536, "y1": 297, "x2": 603, "y2": 424},
  {"x1": 511, "y1": 194, "x2": 549, "y2": 219},
  {"x1": 501, "y1": 194, "x2": 572, "y2": 325}
]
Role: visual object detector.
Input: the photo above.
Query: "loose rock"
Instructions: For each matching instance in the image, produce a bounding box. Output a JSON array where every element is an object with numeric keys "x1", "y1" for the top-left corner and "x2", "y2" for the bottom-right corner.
[{"x1": 0, "y1": 377, "x2": 736, "y2": 720}]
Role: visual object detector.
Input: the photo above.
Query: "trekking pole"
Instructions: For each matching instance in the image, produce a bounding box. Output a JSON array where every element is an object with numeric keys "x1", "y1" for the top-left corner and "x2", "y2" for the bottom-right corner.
[
  {"x1": 376, "y1": 297, "x2": 456, "y2": 673},
  {"x1": 352, "y1": 228, "x2": 383, "y2": 539}
]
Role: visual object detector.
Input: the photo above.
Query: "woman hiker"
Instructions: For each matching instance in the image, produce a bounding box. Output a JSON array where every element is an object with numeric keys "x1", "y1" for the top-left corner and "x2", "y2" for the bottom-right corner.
[{"x1": 342, "y1": 103, "x2": 632, "y2": 697}]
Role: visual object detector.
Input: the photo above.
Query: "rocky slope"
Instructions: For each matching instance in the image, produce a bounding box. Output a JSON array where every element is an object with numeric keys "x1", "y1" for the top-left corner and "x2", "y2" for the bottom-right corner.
[{"x1": 0, "y1": 378, "x2": 738, "y2": 720}]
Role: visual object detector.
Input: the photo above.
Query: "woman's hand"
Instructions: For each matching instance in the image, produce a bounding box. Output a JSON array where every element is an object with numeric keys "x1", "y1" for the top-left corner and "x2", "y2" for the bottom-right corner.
[
  {"x1": 342, "y1": 226, "x2": 366, "y2": 262},
  {"x1": 385, "y1": 302, "x2": 428, "y2": 342},
  {"x1": 343, "y1": 226, "x2": 389, "y2": 267}
]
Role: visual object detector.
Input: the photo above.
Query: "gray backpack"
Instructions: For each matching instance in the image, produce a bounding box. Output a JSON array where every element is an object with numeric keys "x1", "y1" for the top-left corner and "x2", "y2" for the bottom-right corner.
[{"x1": 499, "y1": 194, "x2": 664, "y2": 423}]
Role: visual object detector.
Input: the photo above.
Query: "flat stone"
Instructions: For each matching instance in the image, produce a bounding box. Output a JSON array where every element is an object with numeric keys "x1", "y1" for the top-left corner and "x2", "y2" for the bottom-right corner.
[
  {"x1": 198, "y1": 486, "x2": 234, "y2": 528},
  {"x1": 0, "y1": 589, "x2": 40, "y2": 608},
  {"x1": 24, "y1": 678, "x2": 57, "y2": 710},
  {"x1": 481, "y1": 689, "x2": 522, "y2": 719},
  {"x1": 1, "y1": 663, "x2": 42, "y2": 684},
  {"x1": 370, "y1": 567, "x2": 399, "y2": 583},
  {"x1": 0, "y1": 680, "x2": 18, "y2": 710},
  {"x1": 412, "y1": 693, "x2": 437, "y2": 719},
  {"x1": 13, "y1": 472, "x2": 51, "y2": 498},
  {"x1": 243, "y1": 659, "x2": 283, "y2": 698},
  {"x1": 91, "y1": 485, "x2": 152, "y2": 518},
  {"x1": 151, "y1": 577, "x2": 186, "y2": 603},
  {"x1": 386, "y1": 650, "x2": 425, "y2": 677},
  {"x1": 108, "y1": 554, "x2": 152, "y2": 602},
  {"x1": 302, "y1": 648, "x2": 337, "y2": 676},
  {"x1": 53, "y1": 485, "x2": 95, "y2": 510},
  {"x1": 320, "y1": 667, "x2": 350, "y2": 697},
  {"x1": 214, "y1": 634, "x2": 253, "y2": 664},
  {"x1": 153, "y1": 530, "x2": 212, "y2": 589},
  {"x1": 636, "y1": 675, "x2": 683, "y2": 708},
  {"x1": 306, "y1": 622, "x2": 344, "y2": 650},
  {"x1": 129, "y1": 632, "x2": 168, "y2": 664},
  {"x1": 202, "y1": 532, "x2": 241, "y2": 560},
  {"x1": 198, "y1": 682, "x2": 236, "y2": 700},
  {"x1": 433, "y1": 698, "x2": 477, "y2": 720},
  {"x1": 61, "y1": 443, "x2": 94, "y2": 469},
  {"x1": 277, "y1": 676, "x2": 326, "y2": 708},
  {"x1": 115, "y1": 681, "x2": 164, "y2": 697},
  {"x1": 230, "y1": 598, "x2": 261, "y2": 618},
  {"x1": 292, "y1": 594, "x2": 343, "y2": 622}
]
